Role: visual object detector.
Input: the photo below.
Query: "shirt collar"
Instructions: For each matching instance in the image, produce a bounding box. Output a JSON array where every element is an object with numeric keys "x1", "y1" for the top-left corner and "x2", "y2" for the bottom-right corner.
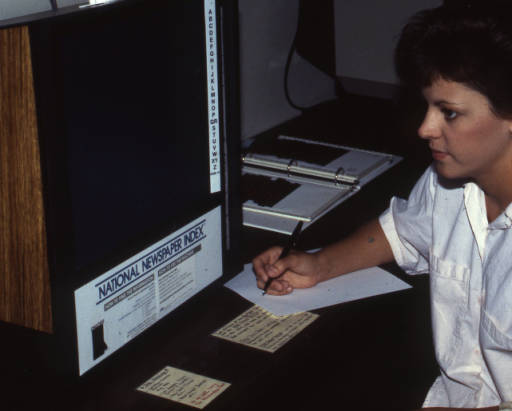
[
  {"x1": 502, "y1": 204, "x2": 512, "y2": 227},
  {"x1": 463, "y1": 181, "x2": 512, "y2": 230}
]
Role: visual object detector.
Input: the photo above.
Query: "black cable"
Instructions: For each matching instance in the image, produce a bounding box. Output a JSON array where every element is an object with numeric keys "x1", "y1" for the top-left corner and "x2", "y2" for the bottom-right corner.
[
  {"x1": 283, "y1": 19, "x2": 309, "y2": 112},
  {"x1": 50, "y1": 0, "x2": 58, "y2": 12},
  {"x1": 284, "y1": 3, "x2": 345, "y2": 112}
]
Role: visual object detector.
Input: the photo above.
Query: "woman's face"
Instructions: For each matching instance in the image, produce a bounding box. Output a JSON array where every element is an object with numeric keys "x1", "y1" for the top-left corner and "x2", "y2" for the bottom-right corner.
[{"x1": 418, "y1": 78, "x2": 512, "y2": 183}]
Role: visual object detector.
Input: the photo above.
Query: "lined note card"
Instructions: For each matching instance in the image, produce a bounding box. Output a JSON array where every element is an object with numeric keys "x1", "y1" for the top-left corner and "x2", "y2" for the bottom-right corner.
[
  {"x1": 212, "y1": 304, "x2": 318, "y2": 353},
  {"x1": 137, "y1": 366, "x2": 230, "y2": 409}
]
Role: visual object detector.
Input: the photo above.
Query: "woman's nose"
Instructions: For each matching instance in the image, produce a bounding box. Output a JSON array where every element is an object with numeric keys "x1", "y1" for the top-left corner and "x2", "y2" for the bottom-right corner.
[{"x1": 418, "y1": 109, "x2": 440, "y2": 140}]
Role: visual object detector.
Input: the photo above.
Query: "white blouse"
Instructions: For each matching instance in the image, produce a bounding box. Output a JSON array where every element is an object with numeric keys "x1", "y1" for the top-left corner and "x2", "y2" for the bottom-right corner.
[{"x1": 379, "y1": 165, "x2": 512, "y2": 408}]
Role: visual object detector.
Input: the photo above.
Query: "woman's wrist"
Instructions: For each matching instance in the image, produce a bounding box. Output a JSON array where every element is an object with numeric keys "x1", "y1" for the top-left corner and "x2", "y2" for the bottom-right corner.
[{"x1": 312, "y1": 249, "x2": 340, "y2": 283}]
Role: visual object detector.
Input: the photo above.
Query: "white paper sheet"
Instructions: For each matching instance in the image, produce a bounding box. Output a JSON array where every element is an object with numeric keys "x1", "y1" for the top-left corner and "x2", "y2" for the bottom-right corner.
[{"x1": 225, "y1": 263, "x2": 412, "y2": 316}]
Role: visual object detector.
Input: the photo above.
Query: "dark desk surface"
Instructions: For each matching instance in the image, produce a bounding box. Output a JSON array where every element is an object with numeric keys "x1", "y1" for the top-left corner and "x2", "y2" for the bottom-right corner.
[{"x1": 1, "y1": 95, "x2": 438, "y2": 411}]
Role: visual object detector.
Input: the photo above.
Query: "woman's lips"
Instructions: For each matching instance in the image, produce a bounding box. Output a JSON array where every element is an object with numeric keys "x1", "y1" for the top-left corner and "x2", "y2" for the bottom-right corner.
[{"x1": 431, "y1": 149, "x2": 448, "y2": 161}]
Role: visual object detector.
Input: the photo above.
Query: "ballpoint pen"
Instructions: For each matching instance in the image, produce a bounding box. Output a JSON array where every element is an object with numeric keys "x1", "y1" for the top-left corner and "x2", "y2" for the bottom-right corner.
[{"x1": 262, "y1": 220, "x2": 303, "y2": 295}]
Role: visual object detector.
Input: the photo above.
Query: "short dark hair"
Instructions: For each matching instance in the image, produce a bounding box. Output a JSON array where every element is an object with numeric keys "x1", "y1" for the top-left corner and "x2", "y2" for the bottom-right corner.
[{"x1": 395, "y1": 0, "x2": 512, "y2": 117}]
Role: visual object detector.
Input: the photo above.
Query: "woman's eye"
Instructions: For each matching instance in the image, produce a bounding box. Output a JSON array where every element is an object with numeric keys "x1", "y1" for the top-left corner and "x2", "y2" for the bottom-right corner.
[{"x1": 441, "y1": 108, "x2": 458, "y2": 121}]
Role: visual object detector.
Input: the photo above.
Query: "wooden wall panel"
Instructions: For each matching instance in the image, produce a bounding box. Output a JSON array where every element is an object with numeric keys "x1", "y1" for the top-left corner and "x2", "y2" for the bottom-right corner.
[{"x1": 0, "y1": 26, "x2": 53, "y2": 333}]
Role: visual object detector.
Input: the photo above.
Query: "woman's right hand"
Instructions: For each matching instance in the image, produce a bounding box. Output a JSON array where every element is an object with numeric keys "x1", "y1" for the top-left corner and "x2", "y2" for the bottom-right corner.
[{"x1": 252, "y1": 247, "x2": 321, "y2": 295}]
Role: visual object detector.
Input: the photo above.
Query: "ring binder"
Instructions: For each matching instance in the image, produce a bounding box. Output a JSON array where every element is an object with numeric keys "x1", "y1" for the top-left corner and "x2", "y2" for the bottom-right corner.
[{"x1": 242, "y1": 135, "x2": 402, "y2": 234}]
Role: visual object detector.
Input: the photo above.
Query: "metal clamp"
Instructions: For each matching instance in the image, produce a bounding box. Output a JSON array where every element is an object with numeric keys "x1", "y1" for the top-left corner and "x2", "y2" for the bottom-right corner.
[
  {"x1": 287, "y1": 159, "x2": 297, "y2": 177},
  {"x1": 334, "y1": 167, "x2": 345, "y2": 185}
]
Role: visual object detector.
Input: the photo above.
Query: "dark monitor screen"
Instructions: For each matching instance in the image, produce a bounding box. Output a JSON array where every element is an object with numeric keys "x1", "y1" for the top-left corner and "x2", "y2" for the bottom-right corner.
[{"x1": 30, "y1": 0, "x2": 221, "y2": 273}]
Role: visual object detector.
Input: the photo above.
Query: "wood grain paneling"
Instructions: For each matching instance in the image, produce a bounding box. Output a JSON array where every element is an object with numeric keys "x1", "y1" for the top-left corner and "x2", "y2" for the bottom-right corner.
[{"x1": 0, "y1": 26, "x2": 53, "y2": 333}]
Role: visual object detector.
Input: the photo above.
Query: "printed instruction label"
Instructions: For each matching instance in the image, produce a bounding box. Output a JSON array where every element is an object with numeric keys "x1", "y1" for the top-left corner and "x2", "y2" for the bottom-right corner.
[
  {"x1": 137, "y1": 366, "x2": 230, "y2": 409},
  {"x1": 204, "y1": 0, "x2": 221, "y2": 193},
  {"x1": 75, "y1": 207, "x2": 223, "y2": 375}
]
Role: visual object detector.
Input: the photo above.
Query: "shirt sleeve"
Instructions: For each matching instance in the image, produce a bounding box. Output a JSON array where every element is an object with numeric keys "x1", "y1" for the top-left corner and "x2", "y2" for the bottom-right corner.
[{"x1": 379, "y1": 166, "x2": 437, "y2": 275}]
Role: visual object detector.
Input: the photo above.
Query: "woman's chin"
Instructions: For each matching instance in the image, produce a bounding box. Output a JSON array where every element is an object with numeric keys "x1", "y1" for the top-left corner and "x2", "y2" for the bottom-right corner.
[{"x1": 434, "y1": 161, "x2": 462, "y2": 180}]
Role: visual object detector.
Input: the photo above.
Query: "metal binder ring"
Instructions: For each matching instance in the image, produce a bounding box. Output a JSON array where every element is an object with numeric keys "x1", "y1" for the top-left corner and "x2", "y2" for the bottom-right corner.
[
  {"x1": 287, "y1": 159, "x2": 297, "y2": 177},
  {"x1": 334, "y1": 167, "x2": 345, "y2": 185}
]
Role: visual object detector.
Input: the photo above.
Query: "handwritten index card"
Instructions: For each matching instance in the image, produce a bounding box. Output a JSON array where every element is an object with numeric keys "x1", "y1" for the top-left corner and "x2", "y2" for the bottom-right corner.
[
  {"x1": 212, "y1": 304, "x2": 318, "y2": 353},
  {"x1": 137, "y1": 366, "x2": 230, "y2": 409}
]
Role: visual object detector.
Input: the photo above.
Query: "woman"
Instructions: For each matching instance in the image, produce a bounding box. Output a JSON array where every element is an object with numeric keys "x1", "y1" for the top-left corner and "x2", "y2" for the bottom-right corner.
[{"x1": 252, "y1": 1, "x2": 512, "y2": 409}]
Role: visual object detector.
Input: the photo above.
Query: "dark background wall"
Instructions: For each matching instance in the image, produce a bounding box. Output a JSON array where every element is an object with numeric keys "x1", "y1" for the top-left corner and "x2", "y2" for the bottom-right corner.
[{"x1": 0, "y1": 0, "x2": 442, "y2": 139}]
